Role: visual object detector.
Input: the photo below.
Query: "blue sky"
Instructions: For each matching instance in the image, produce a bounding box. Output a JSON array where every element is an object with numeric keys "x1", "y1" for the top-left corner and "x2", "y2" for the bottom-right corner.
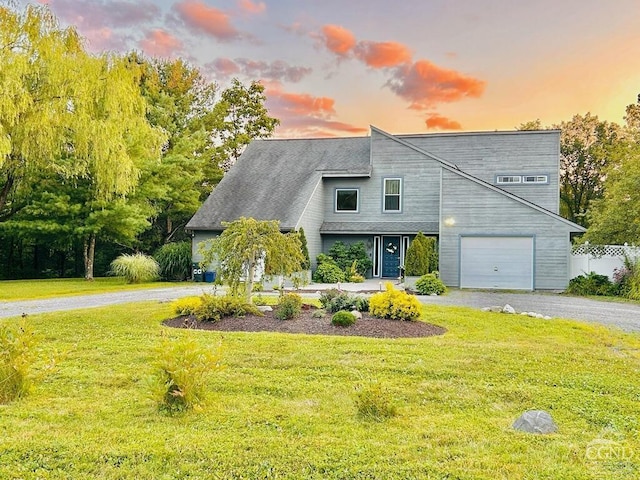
[{"x1": 26, "y1": 0, "x2": 640, "y2": 137}]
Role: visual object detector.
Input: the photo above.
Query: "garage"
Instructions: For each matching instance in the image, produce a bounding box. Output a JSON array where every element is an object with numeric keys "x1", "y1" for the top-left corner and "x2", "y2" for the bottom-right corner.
[{"x1": 460, "y1": 236, "x2": 534, "y2": 290}]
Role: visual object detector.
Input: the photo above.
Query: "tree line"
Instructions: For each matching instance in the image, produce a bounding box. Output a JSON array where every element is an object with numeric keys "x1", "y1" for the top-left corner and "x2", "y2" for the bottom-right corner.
[
  {"x1": 519, "y1": 97, "x2": 640, "y2": 245},
  {"x1": 1, "y1": 4, "x2": 638, "y2": 281},
  {"x1": 0, "y1": 4, "x2": 278, "y2": 280}
]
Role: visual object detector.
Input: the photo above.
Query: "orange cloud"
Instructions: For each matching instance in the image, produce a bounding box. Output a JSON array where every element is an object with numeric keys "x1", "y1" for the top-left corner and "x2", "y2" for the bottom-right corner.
[
  {"x1": 424, "y1": 113, "x2": 462, "y2": 130},
  {"x1": 264, "y1": 82, "x2": 366, "y2": 137},
  {"x1": 140, "y1": 29, "x2": 183, "y2": 58},
  {"x1": 175, "y1": 0, "x2": 239, "y2": 41},
  {"x1": 354, "y1": 41, "x2": 412, "y2": 68},
  {"x1": 321, "y1": 25, "x2": 356, "y2": 56},
  {"x1": 238, "y1": 0, "x2": 265, "y2": 14},
  {"x1": 387, "y1": 60, "x2": 486, "y2": 109}
]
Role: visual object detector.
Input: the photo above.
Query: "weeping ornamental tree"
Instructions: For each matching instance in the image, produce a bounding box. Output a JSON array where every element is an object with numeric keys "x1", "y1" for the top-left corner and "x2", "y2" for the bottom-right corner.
[
  {"x1": 198, "y1": 217, "x2": 305, "y2": 302},
  {"x1": 0, "y1": 4, "x2": 165, "y2": 280}
]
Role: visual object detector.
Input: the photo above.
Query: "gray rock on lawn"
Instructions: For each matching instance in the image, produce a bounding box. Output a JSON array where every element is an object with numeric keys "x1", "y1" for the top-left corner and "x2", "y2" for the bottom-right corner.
[
  {"x1": 502, "y1": 304, "x2": 516, "y2": 314},
  {"x1": 513, "y1": 410, "x2": 558, "y2": 434}
]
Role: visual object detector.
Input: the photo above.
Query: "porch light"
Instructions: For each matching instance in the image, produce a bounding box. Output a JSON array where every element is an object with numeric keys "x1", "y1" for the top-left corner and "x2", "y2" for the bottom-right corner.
[{"x1": 444, "y1": 217, "x2": 456, "y2": 227}]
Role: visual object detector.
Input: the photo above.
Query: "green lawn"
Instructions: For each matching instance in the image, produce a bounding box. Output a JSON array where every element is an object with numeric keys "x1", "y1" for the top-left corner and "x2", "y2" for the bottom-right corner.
[
  {"x1": 0, "y1": 302, "x2": 638, "y2": 479},
  {"x1": 0, "y1": 278, "x2": 182, "y2": 301}
]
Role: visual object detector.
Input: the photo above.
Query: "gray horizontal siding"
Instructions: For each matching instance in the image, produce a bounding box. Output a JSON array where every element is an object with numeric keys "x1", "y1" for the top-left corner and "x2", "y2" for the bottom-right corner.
[
  {"x1": 401, "y1": 130, "x2": 560, "y2": 214},
  {"x1": 295, "y1": 179, "x2": 324, "y2": 270},
  {"x1": 440, "y1": 170, "x2": 572, "y2": 289}
]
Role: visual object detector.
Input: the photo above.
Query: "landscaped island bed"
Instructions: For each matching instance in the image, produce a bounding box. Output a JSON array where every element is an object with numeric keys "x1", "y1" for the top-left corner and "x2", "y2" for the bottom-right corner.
[{"x1": 164, "y1": 309, "x2": 447, "y2": 338}]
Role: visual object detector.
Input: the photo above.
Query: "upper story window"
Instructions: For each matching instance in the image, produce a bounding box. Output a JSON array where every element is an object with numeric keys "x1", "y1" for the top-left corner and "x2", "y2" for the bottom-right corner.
[
  {"x1": 496, "y1": 175, "x2": 521, "y2": 184},
  {"x1": 523, "y1": 175, "x2": 548, "y2": 184},
  {"x1": 335, "y1": 188, "x2": 359, "y2": 212},
  {"x1": 496, "y1": 174, "x2": 548, "y2": 185},
  {"x1": 383, "y1": 178, "x2": 402, "y2": 212}
]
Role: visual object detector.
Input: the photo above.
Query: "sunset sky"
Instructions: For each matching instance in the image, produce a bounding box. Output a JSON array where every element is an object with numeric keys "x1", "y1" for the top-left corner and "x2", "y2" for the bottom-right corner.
[{"x1": 24, "y1": 0, "x2": 640, "y2": 137}]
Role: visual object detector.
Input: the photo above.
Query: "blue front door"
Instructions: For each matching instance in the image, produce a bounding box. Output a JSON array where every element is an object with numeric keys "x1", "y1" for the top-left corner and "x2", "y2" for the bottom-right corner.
[{"x1": 381, "y1": 236, "x2": 401, "y2": 277}]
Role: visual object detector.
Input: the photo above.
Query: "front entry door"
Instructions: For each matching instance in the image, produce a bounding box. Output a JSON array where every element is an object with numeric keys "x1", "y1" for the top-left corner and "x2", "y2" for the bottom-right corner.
[{"x1": 381, "y1": 236, "x2": 401, "y2": 277}]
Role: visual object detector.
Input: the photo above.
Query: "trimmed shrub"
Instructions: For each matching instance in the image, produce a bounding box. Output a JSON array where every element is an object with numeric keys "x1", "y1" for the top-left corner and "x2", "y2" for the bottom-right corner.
[
  {"x1": 414, "y1": 274, "x2": 446, "y2": 295},
  {"x1": 195, "y1": 294, "x2": 262, "y2": 322},
  {"x1": 110, "y1": 253, "x2": 160, "y2": 284},
  {"x1": 313, "y1": 262, "x2": 346, "y2": 283},
  {"x1": 154, "y1": 241, "x2": 191, "y2": 281},
  {"x1": 404, "y1": 232, "x2": 438, "y2": 276},
  {"x1": 149, "y1": 335, "x2": 223, "y2": 414},
  {"x1": 0, "y1": 320, "x2": 39, "y2": 404},
  {"x1": 331, "y1": 310, "x2": 356, "y2": 327},
  {"x1": 319, "y1": 289, "x2": 369, "y2": 313},
  {"x1": 298, "y1": 228, "x2": 311, "y2": 270},
  {"x1": 275, "y1": 293, "x2": 303, "y2": 320},
  {"x1": 369, "y1": 283, "x2": 422, "y2": 320},
  {"x1": 354, "y1": 382, "x2": 397, "y2": 421},
  {"x1": 328, "y1": 241, "x2": 373, "y2": 277},
  {"x1": 172, "y1": 297, "x2": 202, "y2": 316},
  {"x1": 566, "y1": 272, "x2": 616, "y2": 296}
]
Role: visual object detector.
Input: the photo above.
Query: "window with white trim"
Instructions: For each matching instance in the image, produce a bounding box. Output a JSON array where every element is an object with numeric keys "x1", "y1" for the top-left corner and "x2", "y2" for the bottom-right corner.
[
  {"x1": 335, "y1": 188, "x2": 359, "y2": 212},
  {"x1": 523, "y1": 175, "x2": 548, "y2": 184},
  {"x1": 383, "y1": 178, "x2": 402, "y2": 212},
  {"x1": 496, "y1": 175, "x2": 521, "y2": 184}
]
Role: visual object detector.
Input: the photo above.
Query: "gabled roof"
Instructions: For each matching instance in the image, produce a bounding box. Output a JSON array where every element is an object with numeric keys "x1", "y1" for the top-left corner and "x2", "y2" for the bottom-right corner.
[{"x1": 186, "y1": 136, "x2": 370, "y2": 231}]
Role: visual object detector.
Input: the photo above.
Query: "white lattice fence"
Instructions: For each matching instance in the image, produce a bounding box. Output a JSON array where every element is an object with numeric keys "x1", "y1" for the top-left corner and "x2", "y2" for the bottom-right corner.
[{"x1": 570, "y1": 244, "x2": 640, "y2": 279}]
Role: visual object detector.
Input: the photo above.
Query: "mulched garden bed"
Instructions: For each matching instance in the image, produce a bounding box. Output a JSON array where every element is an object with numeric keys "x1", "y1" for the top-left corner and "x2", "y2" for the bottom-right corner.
[{"x1": 164, "y1": 307, "x2": 446, "y2": 339}]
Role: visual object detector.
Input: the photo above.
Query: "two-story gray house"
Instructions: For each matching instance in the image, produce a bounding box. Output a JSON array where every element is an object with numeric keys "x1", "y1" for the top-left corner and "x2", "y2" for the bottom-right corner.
[{"x1": 187, "y1": 126, "x2": 585, "y2": 290}]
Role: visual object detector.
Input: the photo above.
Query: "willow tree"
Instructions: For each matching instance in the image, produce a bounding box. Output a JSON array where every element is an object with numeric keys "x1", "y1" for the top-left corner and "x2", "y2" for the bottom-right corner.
[
  {"x1": 198, "y1": 217, "x2": 304, "y2": 302},
  {"x1": 0, "y1": 4, "x2": 164, "y2": 279}
]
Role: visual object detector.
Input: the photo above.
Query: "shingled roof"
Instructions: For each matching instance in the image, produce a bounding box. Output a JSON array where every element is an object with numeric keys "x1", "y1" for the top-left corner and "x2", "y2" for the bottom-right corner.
[{"x1": 186, "y1": 136, "x2": 370, "y2": 231}]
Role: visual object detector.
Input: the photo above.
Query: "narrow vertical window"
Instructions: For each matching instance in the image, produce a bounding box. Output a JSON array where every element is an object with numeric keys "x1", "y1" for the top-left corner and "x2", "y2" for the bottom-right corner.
[{"x1": 384, "y1": 178, "x2": 401, "y2": 212}]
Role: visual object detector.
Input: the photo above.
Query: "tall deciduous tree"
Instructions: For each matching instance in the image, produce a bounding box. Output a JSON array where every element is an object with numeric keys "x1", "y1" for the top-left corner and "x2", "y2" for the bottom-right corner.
[
  {"x1": 518, "y1": 114, "x2": 622, "y2": 226},
  {"x1": 214, "y1": 79, "x2": 280, "y2": 172},
  {"x1": 198, "y1": 217, "x2": 304, "y2": 302},
  {"x1": 0, "y1": 4, "x2": 165, "y2": 279},
  {"x1": 586, "y1": 97, "x2": 640, "y2": 244}
]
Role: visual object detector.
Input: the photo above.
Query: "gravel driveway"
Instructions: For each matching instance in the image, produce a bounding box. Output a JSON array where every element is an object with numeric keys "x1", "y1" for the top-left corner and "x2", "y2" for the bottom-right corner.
[{"x1": 1, "y1": 283, "x2": 640, "y2": 333}]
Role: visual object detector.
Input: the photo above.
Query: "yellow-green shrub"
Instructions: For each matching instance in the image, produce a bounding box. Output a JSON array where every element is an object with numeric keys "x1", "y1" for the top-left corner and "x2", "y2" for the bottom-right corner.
[
  {"x1": 195, "y1": 294, "x2": 262, "y2": 322},
  {"x1": 369, "y1": 283, "x2": 422, "y2": 320},
  {"x1": 172, "y1": 297, "x2": 202, "y2": 316}
]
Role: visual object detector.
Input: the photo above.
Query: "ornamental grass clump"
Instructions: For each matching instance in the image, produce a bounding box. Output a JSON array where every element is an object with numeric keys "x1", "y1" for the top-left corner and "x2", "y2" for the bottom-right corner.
[
  {"x1": 154, "y1": 241, "x2": 191, "y2": 281},
  {"x1": 149, "y1": 335, "x2": 223, "y2": 415},
  {"x1": 110, "y1": 253, "x2": 160, "y2": 284},
  {"x1": 195, "y1": 294, "x2": 262, "y2": 322},
  {"x1": 369, "y1": 283, "x2": 422, "y2": 320},
  {"x1": 0, "y1": 320, "x2": 39, "y2": 404},
  {"x1": 354, "y1": 381, "x2": 398, "y2": 422}
]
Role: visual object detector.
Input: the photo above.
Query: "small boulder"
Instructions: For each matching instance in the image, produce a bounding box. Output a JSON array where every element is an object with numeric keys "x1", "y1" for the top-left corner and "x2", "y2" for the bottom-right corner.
[
  {"x1": 351, "y1": 310, "x2": 363, "y2": 320},
  {"x1": 543, "y1": 315, "x2": 552, "y2": 320},
  {"x1": 527, "y1": 312, "x2": 537, "y2": 317},
  {"x1": 535, "y1": 313, "x2": 545, "y2": 319},
  {"x1": 502, "y1": 304, "x2": 516, "y2": 314},
  {"x1": 257, "y1": 305, "x2": 273, "y2": 312},
  {"x1": 513, "y1": 410, "x2": 558, "y2": 434}
]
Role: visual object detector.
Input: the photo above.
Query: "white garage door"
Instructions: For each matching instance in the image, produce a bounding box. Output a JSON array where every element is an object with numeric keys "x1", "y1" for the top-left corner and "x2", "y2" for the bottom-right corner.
[{"x1": 460, "y1": 236, "x2": 534, "y2": 290}]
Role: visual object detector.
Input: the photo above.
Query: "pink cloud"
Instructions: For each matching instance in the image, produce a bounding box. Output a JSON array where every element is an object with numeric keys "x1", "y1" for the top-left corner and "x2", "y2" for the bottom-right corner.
[
  {"x1": 424, "y1": 113, "x2": 462, "y2": 130},
  {"x1": 205, "y1": 58, "x2": 312, "y2": 83},
  {"x1": 387, "y1": 60, "x2": 486, "y2": 109},
  {"x1": 320, "y1": 25, "x2": 356, "y2": 56},
  {"x1": 140, "y1": 29, "x2": 184, "y2": 58},
  {"x1": 238, "y1": 0, "x2": 266, "y2": 14},
  {"x1": 174, "y1": 0, "x2": 239, "y2": 41},
  {"x1": 264, "y1": 82, "x2": 366, "y2": 137},
  {"x1": 354, "y1": 41, "x2": 412, "y2": 68},
  {"x1": 41, "y1": 0, "x2": 160, "y2": 29}
]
